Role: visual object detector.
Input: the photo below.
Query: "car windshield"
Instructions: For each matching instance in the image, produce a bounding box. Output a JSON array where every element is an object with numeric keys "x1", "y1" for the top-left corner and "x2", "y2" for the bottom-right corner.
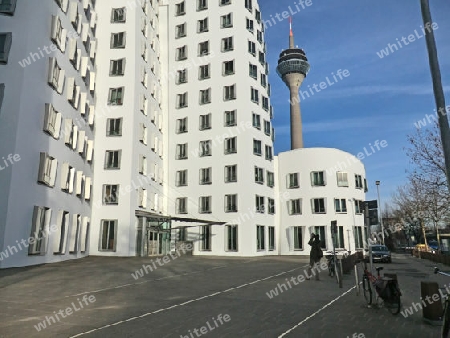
[{"x1": 372, "y1": 246, "x2": 388, "y2": 251}]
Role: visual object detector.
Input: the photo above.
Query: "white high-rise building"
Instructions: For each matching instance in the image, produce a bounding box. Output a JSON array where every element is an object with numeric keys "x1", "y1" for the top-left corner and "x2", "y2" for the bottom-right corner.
[{"x1": 0, "y1": 0, "x2": 367, "y2": 269}]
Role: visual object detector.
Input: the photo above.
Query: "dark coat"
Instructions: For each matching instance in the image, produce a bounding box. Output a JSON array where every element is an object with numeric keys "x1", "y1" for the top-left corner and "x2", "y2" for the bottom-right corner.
[{"x1": 308, "y1": 237, "x2": 322, "y2": 261}]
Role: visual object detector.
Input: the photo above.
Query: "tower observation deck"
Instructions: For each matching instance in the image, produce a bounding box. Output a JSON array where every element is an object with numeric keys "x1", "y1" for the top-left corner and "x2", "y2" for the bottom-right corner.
[{"x1": 276, "y1": 18, "x2": 310, "y2": 150}]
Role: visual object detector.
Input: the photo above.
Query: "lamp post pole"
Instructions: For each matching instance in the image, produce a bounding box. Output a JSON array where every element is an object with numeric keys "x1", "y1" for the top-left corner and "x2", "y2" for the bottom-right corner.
[{"x1": 376, "y1": 181, "x2": 385, "y2": 245}]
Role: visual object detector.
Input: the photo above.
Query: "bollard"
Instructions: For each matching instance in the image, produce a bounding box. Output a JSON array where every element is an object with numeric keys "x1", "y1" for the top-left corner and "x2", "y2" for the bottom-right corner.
[{"x1": 421, "y1": 281, "x2": 444, "y2": 325}]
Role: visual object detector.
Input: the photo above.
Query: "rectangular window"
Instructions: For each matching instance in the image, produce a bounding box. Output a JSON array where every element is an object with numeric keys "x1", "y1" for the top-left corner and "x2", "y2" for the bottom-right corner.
[
  {"x1": 312, "y1": 198, "x2": 326, "y2": 214},
  {"x1": 199, "y1": 196, "x2": 211, "y2": 213},
  {"x1": 199, "y1": 88, "x2": 211, "y2": 104},
  {"x1": 200, "y1": 167, "x2": 212, "y2": 185},
  {"x1": 108, "y1": 87, "x2": 124, "y2": 105},
  {"x1": 355, "y1": 226, "x2": 364, "y2": 249},
  {"x1": 177, "y1": 69, "x2": 188, "y2": 84},
  {"x1": 249, "y1": 63, "x2": 257, "y2": 79},
  {"x1": 262, "y1": 96, "x2": 269, "y2": 111},
  {"x1": 245, "y1": 0, "x2": 253, "y2": 11},
  {"x1": 110, "y1": 32, "x2": 126, "y2": 48},
  {"x1": 37, "y1": 152, "x2": 58, "y2": 187},
  {"x1": 111, "y1": 7, "x2": 126, "y2": 22},
  {"x1": 48, "y1": 58, "x2": 65, "y2": 93},
  {"x1": 220, "y1": 0, "x2": 231, "y2": 5},
  {"x1": 223, "y1": 60, "x2": 235, "y2": 75},
  {"x1": 293, "y1": 226, "x2": 303, "y2": 250},
  {"x1": 110, "y1": 58, "x2": 125, "y2": 76},
  {"x1": 176, "y1": 143, "x2": 188, "y2": 159},
  {"x1": 28, "y1": 206, "x2": 51, "y2": 255},
  {"x1": 176, "y1": 197, "x2": 187, "y2": 214},
  {"x1": 261, "y1": 73, "x2": 267, "y2": 87},
  {"x1": 337, "y1": 172, "x2": 348, "y2": 187},
  {"x1": 267, "y1": 171, "x2": 274, "y2": 188},
  {"x1": 334, "y1": 226, "x2": 345, "y2": 249},
  {"x1": 255, "y1": 195, "x2": 264, "y2": 213},
  {"x1": 106, "y1": 118, "x2": 122, "y2": 136},
  {"x1": 176, "y1": 45, "x2": 187, "y2": 60},
  {"x1": 355, "y1": 174, "x2": 363, "y2": 189},
  {"x1": 100, "y1": 220, "x2": 117, "y2": 251},
  {"x1": 103, "y1": 184, "x2": 119, "y2": 205},
  {"x1": 264, "y1": 120, "x2": 271, "y2": 136},
  {"x1": 176, "y1": 170, "x2": 187, "y2": 186},
  {"x1": 199, "y1": 140, "x2": 212, "y2": 157},
  {"x1": 257, "y1": 225, "x2": 265, "y2": 250},
  {"x1": 225, "y1": 165, "x2": 237, "y2": 183},
  {"x1": 199, "y1": 113, "x2": 211, "y2": 130},
  {"x1": 221, "y1": 13, "x2": 233, "y2": 28},
  {"x1": 288, "y1": 199, "x2": 302, "y2": 215},
  {"x1": 248, "y1": 41, "x2": 256, "y2": 55},
  {"x1": 311, "y1": 171, "x2": 326, "y2": 186},
  {"x1": 60, "y1": 163, "x2": 74, "y2": 193},
  {"x1": 176, "y1": 23, "x2": 186, "y2": 38},
  {"x1": 287, "y1": 173, "x2": 299, "y2": 188},
  {"x1": 139, "y1": 155, "x2": 147, "y2": 175},
  {"x1": 104, "y1": 150, "x2": 121, "y2": 169},
  {"x1": 201, "y1": 225, "x2": 211, "y2": 250},
  {"x1": 313, "y1": 226, "x2": 326, "y2": 249},
  {"x1": 178, "y1": 227, "x2": 187, "y2": 241},
  {"x1": 354, "y1": 200, "x2": 364, "y2": 214},
  {"x1": 254, "y1": 166, "x2": 264, "y2": 184},
  {"x1": 198, "y1": 41, "x2": 209, "y2": 56},
  {"x1": 224, "y1": 110, "x2": 236, "y2": 126},
  {"x1": 54, "y1": 210, "x2": 69, "y2": 254},
  {"x1": 253, "y1": 139, "x2": 262, "y2": 156},
  {"x1": 43, "y1": 104, "x2": 62, "y2": 139},
  {"x1": 221, "y1": 36, "x2": 233, "y2": 52},
  {"x1": 252, "y1": 113, "x2": 261, "y2": 129},
  {"x1": 199, "y1": 64, "x2": 210, "y2": 80},
  {"x1": 175, "y1": 1, "x2": 185, "y2": 16},
  {"x1": 224, "y1": 137, "x2": 237, "y2": 154},
  {"x1": 226, "y1": 225, "x2": 238, "y2": 251},
  {"x1": 334, "y1": 198, "x2": 347, "y2": 213},
  {"x1": 269, "y1": 226, "x2": 275, "y2": 251},
  {"x1": 50, "y1": 16, "x2": 66, "y2": 52},
  {"x1": 224, "y1": 85, "x2": 236, "y2": 100},
  {"x1": 268, "y1": 198, "x2": 275, "y2": 215},
  {"x1": 246, "y1": 18, "x2": 254, "y2": 32},
  {"x1": 197, "y1": 18, "x2": 208, "y2": 32},
  {"x1": 197, "y1": 0, "x2": 208, "y2": 11},
  {"x1": 0, "y1": 0, "x2": 17, "y2": 15},
  {"x1": 225, "y1": 194, "x2": 237, "y2": 212},
  {"x1": 251, "y1": 87, "x2": 259, "y2": 103},
  {"x1": 176, "y1": 117, "x2": 188, "y2": 133},
  {"x1": 265, "y1": 145, "x2": 273, "y2": 160},
  {"x1": 177, "y1": 93, "x2": 188, "y2": 108}
]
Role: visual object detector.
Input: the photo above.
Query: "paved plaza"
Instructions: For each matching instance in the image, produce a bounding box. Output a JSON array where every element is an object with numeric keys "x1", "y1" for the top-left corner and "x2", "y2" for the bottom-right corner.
[{"x1": 0, "y1": 253, "x2": 447, "y2": 337}]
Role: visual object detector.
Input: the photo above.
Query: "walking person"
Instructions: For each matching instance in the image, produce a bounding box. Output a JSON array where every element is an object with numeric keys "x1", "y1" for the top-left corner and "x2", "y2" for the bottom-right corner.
[{"x1": 307, "y1": 233, "x2": 323, "y2": 280}]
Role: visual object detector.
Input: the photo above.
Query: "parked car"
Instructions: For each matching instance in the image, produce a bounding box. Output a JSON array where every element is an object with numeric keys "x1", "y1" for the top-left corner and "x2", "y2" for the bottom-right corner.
[
  {"x1": 365, "y1": 245, "x2": 392, "y2": 263},
  {"x1": 413, "y1": 243, "x2": 435, "y2": 255}
]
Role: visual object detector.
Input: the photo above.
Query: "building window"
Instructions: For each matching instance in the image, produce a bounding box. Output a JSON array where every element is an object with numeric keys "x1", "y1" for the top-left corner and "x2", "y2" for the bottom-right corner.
[
  {"x1": 220, "y1": 0, "x2": 231, "y2": 5},
  {"x1": 249, "y1": 63, "x2": 257, "y2": 79},
  {"x1": 175, "y1": 1, "x2": 185, "y2": 16},
  {"x1": 176, "y1": 117, "x2": 188, "y2": 133},
  {"x1": 250, "y1": 87, "x2": 259, "y2": 103},
  {"x1": 354, "y1": 200, "x2": 364, "y2": 214},
  {"x1": 265, "y1": 145, "x2": 273, "y2": 160},
  {"x1": 110, "y1": 58, "x2": 125, "y2": 76},
  {"x1": 197, "y1": 0, "x2": 208, "y2": 10},
  {"x1": 335, "y1": 198, "x2": 347, "y2": 213},
  {"x1": 199, "y1": 167, "x2": 212, "y2": 185},
  {"x1": 293, "y1": 226, "x2": 303, "y2": 250},
  {"x1": 110, "y1": 32, "x2": 126, "y2": 48},
  {"x1": 261, "y1": 73, "x2": 267, "y2": 87},
  {"x1": 252, "y1": 113, "x2": 261, "y2": 129},
  {"x1": 288, "y1": 199, "x2": 302, "y2": 215},
  {"x1": 104, "y1": 150, "x2": 121, "y2": 169},
  {"x1": 0, "y1": 0, "x2": 17, "y2": 15},
  {"x1": 197, "y1": 18, "x2": 208, "y2": 32},
  {"x1": 199, "y1": 196, "x2": 212, "y2": 213},
  {"x1": 267, "y1": 171, "x2": 274, "y2": 188},
  {"x1": 364, "y1": 178, "x2": 368, "y2": 192},
  {"x1": 111, "y1": 7, "x2": 126, "y2": 22},
  {"x1": 248, "y1": 41, "x2": 256, "y2": 55},
  {"x1": 199, "y1": 113, "x2": 211, "y2": 130},
  {"x1": 337, "y1": 172, "x2": 348, "y2": 187},
  {"x1": 139, "y1": 155, "x2": 147, "y2": 175},
  {"x1": 0, "y1": 33, "x2": 12, "y2": 63},
  {"x1": 355, "y1": 226, "x2": 364, "y2": 249},
  {"x1": 254, "y1": 166, "x2": 264, "y2": 184},
  {"x1": 176, "y1": 170, "x2": 187, "y2": 186},
  {"x1": 43, "y1": 104, "x2": 62, "y2": 139},
  {"x1": 103, "y1": 184, "x2": 119, "y2": 205},
  {"x1": 176, "y1": 23, "x2": 186, "y2": 38},
  {"x1": 257, "y1": 225, "x2": 265, "y2": 250},
  {"x1": 225, "y1": 194, "x2": 237, "y2": 212},
  {"x1": 28, "y1": 206, "x2": 51, "y2": 255},
  {"x1": 245, "y1": 0, "x2": 253, "y2": 11},
  {"x1": 201, "y1": 225, "x2": 211, "y2": 250},
  {"x1": 107, "y1": 118, "x2": 122, "y2": 136},
  {"x1": 198, "y1": 41, "x2": 209, "y2": 56},
  {"x1": 176, "y1": 143, "x2": 188, "y2": 159},
  {"x1": 199, "y1": 88, "x2": 211, "y2": 104},
  {"x1": 221, "y1": 36, "x2": 233, "y2": 52},
  {"x1": 262, "y1": 96, "x2": 269, "y2": 111},
  {"x1": 311, "y1": 171, "x2": 326, "y2": 186},
  {"x1": 199, "y1": 140, "x2": 212, "y2": 157},
  {"x1": 287, "y1": 173, "x2": 299, "y2": 188},
  {"x1": 224, "y1": 137, "x2": 237, "y2": 154},
  {"x1": 176, "y1": 93, "x2": 188, "y2": 108},
  {"x1": 264, "y1": 120, "x2": 271, "y2": 136},
  {"x1": 178, "y1": 227, "x2": 187, "y2": 241},
  {"x1": 224, "y1": 85, "x2": 236, "y2": 100},
  {"x1": 313, "y1": 226, "x2": 326, "y2": 249},
  {"x1": 253, "y1": 139, "x2": 262, "y2": 156},
  {"x1": 355, "y1": 174, "x2": 363, "y2": 189},
  {"x1": 37, "y1": 152, "x2": 57, "y2": 187},
  {"x1": 246, "y1": 18, "x2": 254, "y2": 32},
  {"x1": 259, "y1": 51, "x2": 265, "y2": 65},
  {"x1": 255, "y1": 195, "x2": 264, "y2": 213},
  {"x1": 48, "y1": 58, "x2": 65, "y2": 93},
  {"x1": 100, "y1": 220, "x2": 117, "y2": 251},
  {"x1": 199, "y1": 64, "x2": 210, "y2": 80},
  {"x1": 60, "y1": 163, "x2": 74, "y2": 193},
  {"x1": 176, "y1": 45, "x2": 187, "y2": 60},
  {"x1": 269, "y1": 226, "x2": 275, "y2": 250},
  {"x1": 224, "y1": 110, "x2": 236, "y2": 126},
  {"x1": 176, "y1": 197, "x2": 188, "y2": 214},
  {"x1": 54, "y1": 210, "x2": 69, "y2": 254},
  {"x1": 226, "y1": 225, "x2": 238, "y2": 251},
  {"x1": 268, "y1": 198, "x2": 275, "y2": 214},
  {"x1": 312, "y1": 198, "x2": 326, "y2": 214},
  {"x1": 222, "y1": 60, "x2": 235, "y2": 76},
  {"x1": 177, "y1": 69, "x2": 188, "y2": 84},
  {"x1": 221, "y1": 13, "x2": 233, "y2": 28},
  {"x1": 225, "y1": 165, "x2": 237, "y2": 183},
  {"x1": 108, "y1": 87, "x2": 124, "y2": 105},
  {"x1": 334, "y1": 226, "x2": 345, "y2": 249}
]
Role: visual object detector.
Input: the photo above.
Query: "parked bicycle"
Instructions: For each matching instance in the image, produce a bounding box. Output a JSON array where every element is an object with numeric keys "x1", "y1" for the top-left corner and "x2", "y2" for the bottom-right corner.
[
  {"x1": 434, "y1": 267, "x2": 450, "y2": 338},
  {"x1": 361, "y1": 260, "x2": 401, "y2": 315},
  {"x1": 325, "y1": 251, "x2": 335, "y2": 277}
]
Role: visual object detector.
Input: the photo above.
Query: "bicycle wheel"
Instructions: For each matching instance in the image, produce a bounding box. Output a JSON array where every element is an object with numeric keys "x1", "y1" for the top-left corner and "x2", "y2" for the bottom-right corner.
[
  {"x1": 329, "y1": 260, "x2": 335, "y2": 277},
  {"x1": 363, "y1": 275, "x2": 372, "y2": 305},
  {"x1": 386, "y1": 284, "x2": 401, "y2": 315},
  {"x1": 442, "y1": 300, "x2": 450, "y2": 338}
]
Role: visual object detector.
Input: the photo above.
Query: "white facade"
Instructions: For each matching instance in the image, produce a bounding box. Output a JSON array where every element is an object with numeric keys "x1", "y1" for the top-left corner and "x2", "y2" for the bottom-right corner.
[{"x1": 0, "y1": 0, "x2": 367, "y2": 268}]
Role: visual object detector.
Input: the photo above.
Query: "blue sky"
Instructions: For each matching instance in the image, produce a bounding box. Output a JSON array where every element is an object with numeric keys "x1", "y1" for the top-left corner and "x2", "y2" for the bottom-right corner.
[{"x1": 260, "y1": 0, "x2": 450, "y2": 206}]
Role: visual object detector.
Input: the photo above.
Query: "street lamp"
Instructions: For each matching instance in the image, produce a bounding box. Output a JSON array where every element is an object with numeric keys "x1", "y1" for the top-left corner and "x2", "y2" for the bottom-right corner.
[{"x1": 375, "y1": 181, "x2": 385, "y2": 245}]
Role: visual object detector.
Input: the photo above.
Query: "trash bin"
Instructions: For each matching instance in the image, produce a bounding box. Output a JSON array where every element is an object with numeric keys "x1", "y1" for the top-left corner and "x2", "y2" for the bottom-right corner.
[{"x1": 421, "y1": 281, "x2": 443, "y2": 325}]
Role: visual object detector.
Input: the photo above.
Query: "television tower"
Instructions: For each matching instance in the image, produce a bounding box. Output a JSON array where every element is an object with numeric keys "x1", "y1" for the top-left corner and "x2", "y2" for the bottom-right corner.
[{"x1": 276, "y1": 17, "x2": 310, "y2": 150}]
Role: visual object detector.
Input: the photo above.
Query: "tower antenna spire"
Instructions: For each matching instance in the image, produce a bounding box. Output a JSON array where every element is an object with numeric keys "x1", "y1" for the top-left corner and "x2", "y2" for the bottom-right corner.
[{"x1": 289, "y1": 16, "x2": 294, "y2": 49}]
